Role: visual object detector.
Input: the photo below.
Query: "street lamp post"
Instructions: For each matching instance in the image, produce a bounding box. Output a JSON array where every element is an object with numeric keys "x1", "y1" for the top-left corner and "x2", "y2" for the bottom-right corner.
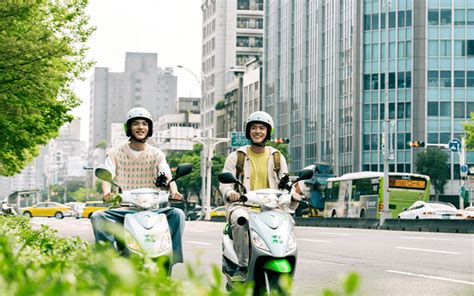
[
  {"x1": 83, "y1": 166, "x2": 94, "y2": 202},
  {"x1": 381, "y1": 0, "x2": 392, "y2": 224},
  {"x1": 190, "y1": 137, "x2": 230, "y2": 220}
]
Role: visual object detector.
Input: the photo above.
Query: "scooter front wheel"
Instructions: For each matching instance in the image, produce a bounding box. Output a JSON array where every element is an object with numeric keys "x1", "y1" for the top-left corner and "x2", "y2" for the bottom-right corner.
[{"x1": 256, "y1": 270, "x2": 291, "y2": 296}]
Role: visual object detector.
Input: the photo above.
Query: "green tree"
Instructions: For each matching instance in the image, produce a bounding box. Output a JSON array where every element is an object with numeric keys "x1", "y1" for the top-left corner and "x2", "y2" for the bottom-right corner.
[
  {"x1": 166, "y1": 144, "x2": 226, "y2": 206},
  {"x1": 166, "y1": 145, "x2": 203, "y2": 201},
  {"x1": 463, "y1": 112, "x2": 474, "y2": 148},
  {"x1": 0, "y1": 1, "x2": 95, "y2": 176},
  {"x1": 415, "y1": 147, "x2": 449, "y2": 200}
]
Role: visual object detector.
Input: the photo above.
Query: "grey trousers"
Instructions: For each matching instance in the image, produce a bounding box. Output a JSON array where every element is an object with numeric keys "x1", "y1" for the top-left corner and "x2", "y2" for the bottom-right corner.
[
  {"x1": 91, "y1": 207, "x2": 185, "y2": 265},
  {"x1": 227, "y1": 206, "x2": 252, "y2": 267}
]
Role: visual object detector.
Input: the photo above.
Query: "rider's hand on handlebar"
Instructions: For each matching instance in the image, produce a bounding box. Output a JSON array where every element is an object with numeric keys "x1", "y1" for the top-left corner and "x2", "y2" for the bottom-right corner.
[
  {"x1": 103, "y1": 192, "x2": 116, "y2": 203},
  {"x1": 169, "y1": 191, "x2": 183, "y2": 202},
  {"x1": 291, "y1": 192, "x2": 303, "y2": 202},
  {"x1": 226, "y1": 190, "x2": 241, "y2": 202}
]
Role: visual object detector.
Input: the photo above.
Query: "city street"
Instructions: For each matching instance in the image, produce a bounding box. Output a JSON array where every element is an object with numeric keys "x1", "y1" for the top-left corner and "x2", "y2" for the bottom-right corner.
[{"x1": 31, "y1": 217, "x2": 474, "y2": 295}]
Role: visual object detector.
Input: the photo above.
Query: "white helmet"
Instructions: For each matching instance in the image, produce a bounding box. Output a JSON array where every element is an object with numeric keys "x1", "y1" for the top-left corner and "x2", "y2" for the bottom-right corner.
[
  {"x1": 245, "y1": 111, "x2": 274, "y2": 141},
  {"x1": 124, "y1": 107, "x2": 153, "y2": 137}
]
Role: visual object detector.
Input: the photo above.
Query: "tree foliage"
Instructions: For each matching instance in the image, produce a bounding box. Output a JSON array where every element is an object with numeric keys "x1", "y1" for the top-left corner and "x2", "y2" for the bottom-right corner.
[
  {"x1": 166, "y1": 144, "x2": 225, "y2": 205},
  {"x1": 0, "y1": 1, "x2": 95, "y2": 176},
  {"x1": 414, "y1": 147, "x2": 449, "y2": 199},
  {"x1": 463, "y1": 112, "x2": 474, "y2": 148}
]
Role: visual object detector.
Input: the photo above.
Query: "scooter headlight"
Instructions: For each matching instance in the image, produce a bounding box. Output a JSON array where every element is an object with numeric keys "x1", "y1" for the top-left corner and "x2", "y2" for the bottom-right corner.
[
  {"x1": 125, "y1": 230, "x2": 141, "y2": 252},
  {"x1": 251, "y1": 230, "x2": 270, "y2": 252},
  {"x1": 261, "y1": 193, "x2": 279, "y2": 210},
  {"x1": 159, "y1": 229, "x2": 172, "y2": 253},
  {"x1": 286, "y1": 232, "x2": 297, "y2": 252},
  {"x1": 134, "y1": 193, "x2": 158, "y2": 209}
]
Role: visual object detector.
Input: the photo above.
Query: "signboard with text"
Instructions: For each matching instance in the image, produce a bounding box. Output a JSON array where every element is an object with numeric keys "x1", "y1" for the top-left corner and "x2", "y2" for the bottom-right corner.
[{"x1": 230, "y1": 132, "x2": 249, "y2": 148}]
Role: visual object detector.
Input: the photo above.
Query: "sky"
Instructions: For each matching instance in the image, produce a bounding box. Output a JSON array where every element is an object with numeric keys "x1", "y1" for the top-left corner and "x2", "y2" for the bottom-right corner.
[{"x1": 72, "y1": 0, "x2": 203, "y2": 146}]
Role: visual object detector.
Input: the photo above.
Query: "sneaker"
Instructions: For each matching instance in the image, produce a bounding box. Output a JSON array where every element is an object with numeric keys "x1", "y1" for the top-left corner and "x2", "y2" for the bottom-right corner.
[{"x1": 230, "y1": 267, "x2": 247, "y2": 282}]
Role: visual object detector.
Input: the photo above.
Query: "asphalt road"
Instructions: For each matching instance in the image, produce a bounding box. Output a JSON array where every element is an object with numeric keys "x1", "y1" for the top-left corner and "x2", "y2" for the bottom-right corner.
[{"x1": 31, "y1": 217, "x2": 474, "y2": 296}]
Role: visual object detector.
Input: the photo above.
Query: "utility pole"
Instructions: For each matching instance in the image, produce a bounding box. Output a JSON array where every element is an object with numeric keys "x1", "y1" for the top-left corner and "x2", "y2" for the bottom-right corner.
[
  {"x1": 190, "y1": 136, "x2": 230, "y2": 220},
  {"x1": 380, "y1": 0, "x2": 392, "y2": 224}
]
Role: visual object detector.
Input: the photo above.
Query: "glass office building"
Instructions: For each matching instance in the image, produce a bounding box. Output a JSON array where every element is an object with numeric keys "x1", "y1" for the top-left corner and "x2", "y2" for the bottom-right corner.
[{"x1": 263, "y1": 0, "x2": 474, "y2": 198}]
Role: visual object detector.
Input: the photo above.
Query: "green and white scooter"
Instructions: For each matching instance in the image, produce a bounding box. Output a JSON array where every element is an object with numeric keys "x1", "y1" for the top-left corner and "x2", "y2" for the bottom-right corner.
[{"x1": 219, "y1": 168, "x2": 313, "y2": 295}]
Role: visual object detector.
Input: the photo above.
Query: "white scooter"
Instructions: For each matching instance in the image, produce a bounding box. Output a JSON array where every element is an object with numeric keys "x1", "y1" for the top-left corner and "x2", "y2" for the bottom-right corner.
[
  {"x1": 218, "y1": 168, "x2": 313, "y2": 295},
  {"x1": 95, "y1": 163, "x2": 192, "y2": 272}
]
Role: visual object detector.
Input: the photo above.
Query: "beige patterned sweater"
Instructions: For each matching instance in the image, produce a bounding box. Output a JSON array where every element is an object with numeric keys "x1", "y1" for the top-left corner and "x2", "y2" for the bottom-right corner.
[{"x1": 105, "y1": 142, "x2": 173, "y2": 191}]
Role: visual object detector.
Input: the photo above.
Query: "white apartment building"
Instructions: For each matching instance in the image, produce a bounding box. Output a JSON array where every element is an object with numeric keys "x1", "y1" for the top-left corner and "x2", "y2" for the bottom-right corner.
[{"x1": 201, "y1": 0, "x2": 264, "y2": 138}]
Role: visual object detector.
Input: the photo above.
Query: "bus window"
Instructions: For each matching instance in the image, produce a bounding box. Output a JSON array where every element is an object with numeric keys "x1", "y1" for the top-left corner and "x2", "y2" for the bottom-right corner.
[
  {"x1": 352, "y1": 178, "x2": 379, "y2": 201},
  {"x1": 327, "y1": 181, "x2": 340, "y2": 201}
]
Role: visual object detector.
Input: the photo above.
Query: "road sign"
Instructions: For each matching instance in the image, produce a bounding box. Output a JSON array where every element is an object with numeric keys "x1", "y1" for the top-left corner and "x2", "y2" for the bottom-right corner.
[
  {"x1": 230, "y1": 132, "x2": 248, "y2": 148},
  {"x1": 448, "y1": 138, "x2": 461, "y2": 152},
  {"x1": 461, "y1": 165, "x2": 468, "y2": 176}
]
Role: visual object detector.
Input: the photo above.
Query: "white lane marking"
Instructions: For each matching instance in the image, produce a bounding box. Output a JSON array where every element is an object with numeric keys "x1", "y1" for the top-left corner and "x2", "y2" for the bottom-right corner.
[
  {"x1": 186, "y1": 229, "x2": 208, "y2": 233},
  {"x1": 399, "y1": 236, "x2": 449, "y2": 241},
  {"x1": 396, "y1": 246, "x2": 460, "y2": 255},
  {"x1": 186, "y1": 240, "x2": 212, "y2": 246},
  {"x1": 318, "y1": 232, "x2": 349, "y2": 236},
  {"x1": 386, "y1": 270, "x2": 474, "y2": 286},
  {"x1": 298, "y1": 238, "x2": 332, "y2": 243}
]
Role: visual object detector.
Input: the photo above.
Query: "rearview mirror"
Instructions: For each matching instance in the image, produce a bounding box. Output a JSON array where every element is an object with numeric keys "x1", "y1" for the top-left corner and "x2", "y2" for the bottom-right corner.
[
  {"x1": 218, "y1": 172, "x2": 238, "y2": 184},
  {"x1": 175, "y1": 163, "x2": 193, "y2": 179},
  {"x1": 95, "y1": 167, "x2": 122, "y2": 193},
  {"x1": 297, "y1": 169, "x2": 313, "y2": 181}
]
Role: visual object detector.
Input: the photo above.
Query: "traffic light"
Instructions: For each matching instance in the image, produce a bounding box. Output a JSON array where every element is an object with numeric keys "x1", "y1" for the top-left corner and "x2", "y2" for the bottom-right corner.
[
  {"x1": 407, "y1": 140, "x2": 425, "y2": 148},
  {"x1": 272, "y1": 137, "x2": 290, "y2": 144}
]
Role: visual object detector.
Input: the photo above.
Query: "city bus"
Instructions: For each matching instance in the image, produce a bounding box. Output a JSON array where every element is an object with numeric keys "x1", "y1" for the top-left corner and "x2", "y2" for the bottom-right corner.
[{"x1": 324, "y1": 172, "x2": 430, "y2": 218}]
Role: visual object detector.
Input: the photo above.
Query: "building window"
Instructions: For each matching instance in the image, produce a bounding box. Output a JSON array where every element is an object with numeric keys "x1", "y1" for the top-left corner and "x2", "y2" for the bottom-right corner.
[
  {"x1": 428, "y1": 10, "x2": 439, "y2": 25},
  {"x1": 440, "y1": 71, "x2": 451, "y2": 87},
  {"x1": 454, "y1": 9, "x2": 466, "y2": 25},
  {"x1": 428, "y1": 102, "x2": 439, "y2": 116},
  {"x1": 467, "y1": 40, "x2": 474, "y2": 56},
  {"x1": 440, "y1": 10, "x2": 452, "y2": 25},
  {"x1": 428, "y1": 71, "x2": 439, "y2": 87},
  {"x1": 454, "y1": 102, "x2": 465, "y2": 118},
  {"x1": 454, "y1": 71, "x2": 465, "y2": 87},
  {"x1": 440, "y1": 102, "x2": 451, "y2": 117}
]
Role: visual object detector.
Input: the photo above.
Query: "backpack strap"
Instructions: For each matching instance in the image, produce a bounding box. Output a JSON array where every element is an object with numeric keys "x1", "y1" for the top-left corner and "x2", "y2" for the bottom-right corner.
[
  {"x1": 273, "y1": 151, "x2": 281, "y2": 176},
  {"x1": 235, "y1": 150, "x2": 246, "y2": 190}
]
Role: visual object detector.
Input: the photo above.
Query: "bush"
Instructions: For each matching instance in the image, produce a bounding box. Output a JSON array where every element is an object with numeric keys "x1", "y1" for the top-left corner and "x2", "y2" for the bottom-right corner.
[
  {"x1": 0, "y1": 216, "x2": 360, "y2": 295},
  {"x1": 0, "y1": 216, "x2": 232, "y2": 295}
]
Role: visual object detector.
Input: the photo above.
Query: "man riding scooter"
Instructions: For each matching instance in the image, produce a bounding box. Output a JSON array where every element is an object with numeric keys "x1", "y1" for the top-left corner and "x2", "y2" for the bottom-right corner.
[
  {"x1": 219, "y1": 111, "x2": 302, "y2": 282},
  {"x1": 91, "y1": 107, "x2": 186, "y2": 267}
]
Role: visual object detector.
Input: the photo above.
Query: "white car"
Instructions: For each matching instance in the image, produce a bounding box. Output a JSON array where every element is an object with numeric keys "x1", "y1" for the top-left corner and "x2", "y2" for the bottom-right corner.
[
  {"x1": 456, "y1": 206, "x2": 474, "y2": 219},
  {"x1": 398, "y1": 201, "x2": 459, "y2": 219}
]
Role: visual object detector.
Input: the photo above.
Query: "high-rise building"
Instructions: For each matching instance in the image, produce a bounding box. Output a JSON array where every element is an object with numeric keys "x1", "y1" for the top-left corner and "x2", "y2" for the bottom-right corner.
[
  {"x1": 89, "y1": 52, "x2": 177, "y2": 165},
  {"x1": 264, "y1": 0, "x2": 474, "y2": 198},
  {"x1": 201, "y1": 0, "x2": 264, "y2": 138}
]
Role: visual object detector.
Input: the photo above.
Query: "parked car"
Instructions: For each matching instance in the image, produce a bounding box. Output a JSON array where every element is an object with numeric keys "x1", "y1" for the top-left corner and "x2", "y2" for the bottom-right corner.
[
  {"x1": 210, "y1": 206, "x2": 226, "y2": 218},
  {"x1": 186, "y1": 205, "x2": 203, "y2": 221},
  {"x1": 65, "y1": 202, "x2": 86, "y2": 219},
  {"x1": 21, "y1": 202, "x2": 73, "y2": 219},
  {"x1": 81, "y1": 201, "x2": 111, "y2": 218},
  {"x1": 456, "y1": 206, "x2": 474, "y2": 219},
  {"x1": 398, "y1": 201, "x2": 459, "y2": 219}
]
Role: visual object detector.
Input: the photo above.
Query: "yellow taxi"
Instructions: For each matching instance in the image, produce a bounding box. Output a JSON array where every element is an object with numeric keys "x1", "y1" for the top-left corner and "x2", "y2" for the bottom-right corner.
[
  {"x1": 21, "y1": 202, "x2": 73, "y2": 219},
  {"x1": 81, "y1": 201, "x2": 111, "y2": 218},
  {"x1": 210, "y1": 206, "x2": 226, "y2": 217}
]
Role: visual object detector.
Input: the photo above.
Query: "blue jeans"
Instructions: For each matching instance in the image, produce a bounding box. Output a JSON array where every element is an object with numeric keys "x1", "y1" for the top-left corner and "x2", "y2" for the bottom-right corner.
[{"x1": 91, "y1": 207, "x2": 185, "y2": 265}]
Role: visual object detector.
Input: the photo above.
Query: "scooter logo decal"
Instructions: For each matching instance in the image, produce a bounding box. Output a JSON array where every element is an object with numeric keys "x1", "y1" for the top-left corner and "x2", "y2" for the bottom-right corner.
[
  {"x1": 272, "y1": 235, "x2": 283, "y2": 244},
  {"x1": 144, "y1": 234, "x2": 156, "y2": 243}
]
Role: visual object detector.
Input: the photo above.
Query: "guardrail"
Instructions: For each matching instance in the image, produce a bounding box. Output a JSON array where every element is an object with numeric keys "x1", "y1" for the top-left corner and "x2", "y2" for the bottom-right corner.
[{"x1": 209, "y1": 216, "x2": 474, "y2": 233}]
